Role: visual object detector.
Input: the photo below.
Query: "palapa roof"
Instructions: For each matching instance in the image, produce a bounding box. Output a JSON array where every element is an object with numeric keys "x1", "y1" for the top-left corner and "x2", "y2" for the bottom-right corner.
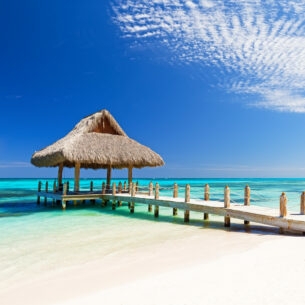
[{"x1": 31, "y1": 109, "x2": 164, "y2": 169}]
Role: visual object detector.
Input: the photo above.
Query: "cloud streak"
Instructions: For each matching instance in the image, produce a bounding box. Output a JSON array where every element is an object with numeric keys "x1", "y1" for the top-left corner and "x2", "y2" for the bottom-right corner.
[
  {"x1": 112, "y1": 0, "x2": 305, "y2": 112},
  {"x1": 0, "y1": 162, "x2": 31, "y2": 168}
]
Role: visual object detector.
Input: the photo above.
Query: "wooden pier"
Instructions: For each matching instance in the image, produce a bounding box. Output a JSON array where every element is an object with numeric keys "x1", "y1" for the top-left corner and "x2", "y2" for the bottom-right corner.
[{"x1": 36, "y1": 181, "x2": 305, "y2": 234}]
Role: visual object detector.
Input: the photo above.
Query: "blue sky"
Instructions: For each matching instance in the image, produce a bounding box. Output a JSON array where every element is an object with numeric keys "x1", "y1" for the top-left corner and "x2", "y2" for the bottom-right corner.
[{"x1": 1, "y1": 0, "x2": 305, "y2": 178}]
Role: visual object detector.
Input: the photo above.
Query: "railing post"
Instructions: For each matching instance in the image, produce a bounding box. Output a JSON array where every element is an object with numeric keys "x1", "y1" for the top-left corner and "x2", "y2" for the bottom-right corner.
[
  {"x1": 244, "y1": 185, "x2": 250, "y2": 225},
  {"x1": 63, "y1": 182, "x2": 67, "y2": 195},
  {"x1": 154, "y1": 183, "x2": 159, "y2": 217},
  {"x1": 37, "y1": 181, "x2": 42, "y2": 205},
  {"x1": 123, "y1": 181, "x2": 127, "y2": 192},
  {"x1": 149, "y1": 182, "x2": 153, "y2": 196},
  {"x1": 112, "y1": 182, "x2": 116, "y2": 210},
  {"x1": 184, "y1": 184, "x2": 190, "y2": 222},
  {"x1": 280, "y1": 192, "x2": 287, "y2": 217},
  {"x1": 204, "y1": 184, "x2": 209, "y2": 220},
  {"x1": 112, "y1": 182, "x2": 116, "y2": 195},
  {"x1": 300, "y1": 192, "x2": 305, "y2": 215},
  {"x1": 62, "y1": 182, "x2": 67, "y2": 210},
  {"x1": 90, "y1": 181, "x2": 95, "y2": 204},
  {"x1": 280, "y1": 192, "x2": 287, "y2": 234},
  {"x1": 136, "y1": 181, "x2": 139, "y2": 192},
  {"x1": 148, "y1": 182, "x2": 153, "y2": 212},
  {"x1": 224, "y1": 185, "x2": 230, "y2": 227},
  {"x1": 173, "y1": 183, "x2": 178, "y2": 216}
]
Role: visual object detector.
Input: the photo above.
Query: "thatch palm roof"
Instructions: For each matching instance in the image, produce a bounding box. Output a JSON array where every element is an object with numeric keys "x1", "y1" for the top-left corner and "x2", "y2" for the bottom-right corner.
[{"x1": 31, "y1": 109, "x2": 164, "y2": 170}]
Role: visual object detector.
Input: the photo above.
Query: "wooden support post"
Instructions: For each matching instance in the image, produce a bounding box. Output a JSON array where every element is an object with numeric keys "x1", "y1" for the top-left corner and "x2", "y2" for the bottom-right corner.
[
  {"x1": 106, "y1": 166, "x2": 112, "y2": 191},
  {"x1": 74, "y1": 162, "x2": 80, "y2": 192},
  {"x1": 224, "y1": 185, "x2": 230, "y2": 227},
  {"x1": 280, "y1": 192, "x2": 287, "y2": 217},
  {"x1": 37, "y1": 181, "x2": 42, "y2": 205},
  {"x1": 244, "y1": 185, "x2": 250, "y2": 225},
  {"x1": 184, "y1": 184, "x2": 190, "y2": 222},
  {"x1": 204, "y1": 184, "x2": 210, "y2": 220},
  {"x1": 58, "y1": 163, "x2": 63, "y2": 190},
  {"x1": 62, "y1": 183, "x2": 67, "y2": 209},
  {"x1": 173, "y1": 183, "x2": 178, "y2": 216},
  {"x1": 130, "y1": 183, "x2": 135, "y2": 213},
  {"x1": 128, "y1": 166, "x2": 133, "y2": 185},
  {"x1": 148, "y1": 182, "x2": 153, "y2": 211},
  {"x1": 129, "y1": 182, "x2": 132, "y2": 194},
  {"x1": 154, "y1": 183, "x2": 159, "y2": 217},
  {"x1": 300, "y1": 192, "x2": 305, "y2": 215},
  {"x1": 44, "y1": 181, "x2": 48, "y2": 205}
]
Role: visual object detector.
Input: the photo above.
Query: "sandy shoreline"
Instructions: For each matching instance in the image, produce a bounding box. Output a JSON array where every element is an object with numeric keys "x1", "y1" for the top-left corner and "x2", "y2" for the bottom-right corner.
[{"x1": 3, "y1": 220, "x2": 305, "y2": 305}]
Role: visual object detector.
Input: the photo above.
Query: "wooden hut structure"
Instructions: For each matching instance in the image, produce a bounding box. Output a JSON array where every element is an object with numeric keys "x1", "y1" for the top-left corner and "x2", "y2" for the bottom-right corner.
[{"x1": 31, "y1": 109, "x2": 164, "y2": 191}]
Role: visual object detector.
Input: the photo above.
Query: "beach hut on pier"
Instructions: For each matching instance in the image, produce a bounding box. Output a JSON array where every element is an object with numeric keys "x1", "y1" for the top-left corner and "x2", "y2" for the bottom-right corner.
[{"x1": 31, "y1": 109, "x2": 164, "y2": 191}]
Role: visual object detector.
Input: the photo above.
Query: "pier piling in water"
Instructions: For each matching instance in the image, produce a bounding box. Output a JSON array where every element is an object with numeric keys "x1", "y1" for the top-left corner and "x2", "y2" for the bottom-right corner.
[
  {"x1": 37, "y1": 181, "x2": 42, "y2": 204},
  {"x1": 44, "y1": 182, "x2": 48, "y2": 205}
]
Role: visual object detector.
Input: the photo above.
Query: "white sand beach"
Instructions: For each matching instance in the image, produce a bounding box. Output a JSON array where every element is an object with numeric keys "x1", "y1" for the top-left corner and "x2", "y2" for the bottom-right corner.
[{"x1": 1, "y1": 222, "x2": 305, "y2": 305}]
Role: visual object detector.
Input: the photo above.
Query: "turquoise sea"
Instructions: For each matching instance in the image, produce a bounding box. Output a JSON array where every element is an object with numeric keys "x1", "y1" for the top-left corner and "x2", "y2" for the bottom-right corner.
[{"x1": 1, "y1": 177, "x2": 305, "y2": 293}]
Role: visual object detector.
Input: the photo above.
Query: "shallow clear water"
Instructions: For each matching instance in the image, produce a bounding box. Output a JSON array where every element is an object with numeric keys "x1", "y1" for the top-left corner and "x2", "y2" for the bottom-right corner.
[{"x1": 1, "y1": 178, "x2": 305, "y2": 290}]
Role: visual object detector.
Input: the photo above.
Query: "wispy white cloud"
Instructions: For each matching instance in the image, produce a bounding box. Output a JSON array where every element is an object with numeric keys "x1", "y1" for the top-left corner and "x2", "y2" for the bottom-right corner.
[
  {"x1": 0, "y1": 162, "x2": 31, "y2": 168},
  {"x1": 112, "y1": 0, "x2": 305, "y2": 112}
]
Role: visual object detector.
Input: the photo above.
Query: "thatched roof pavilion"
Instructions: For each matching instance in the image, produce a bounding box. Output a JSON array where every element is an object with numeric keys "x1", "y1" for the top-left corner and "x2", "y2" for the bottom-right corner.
[{"x1": 31, "y1": 109, "x2": 164, "y2": 191}]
